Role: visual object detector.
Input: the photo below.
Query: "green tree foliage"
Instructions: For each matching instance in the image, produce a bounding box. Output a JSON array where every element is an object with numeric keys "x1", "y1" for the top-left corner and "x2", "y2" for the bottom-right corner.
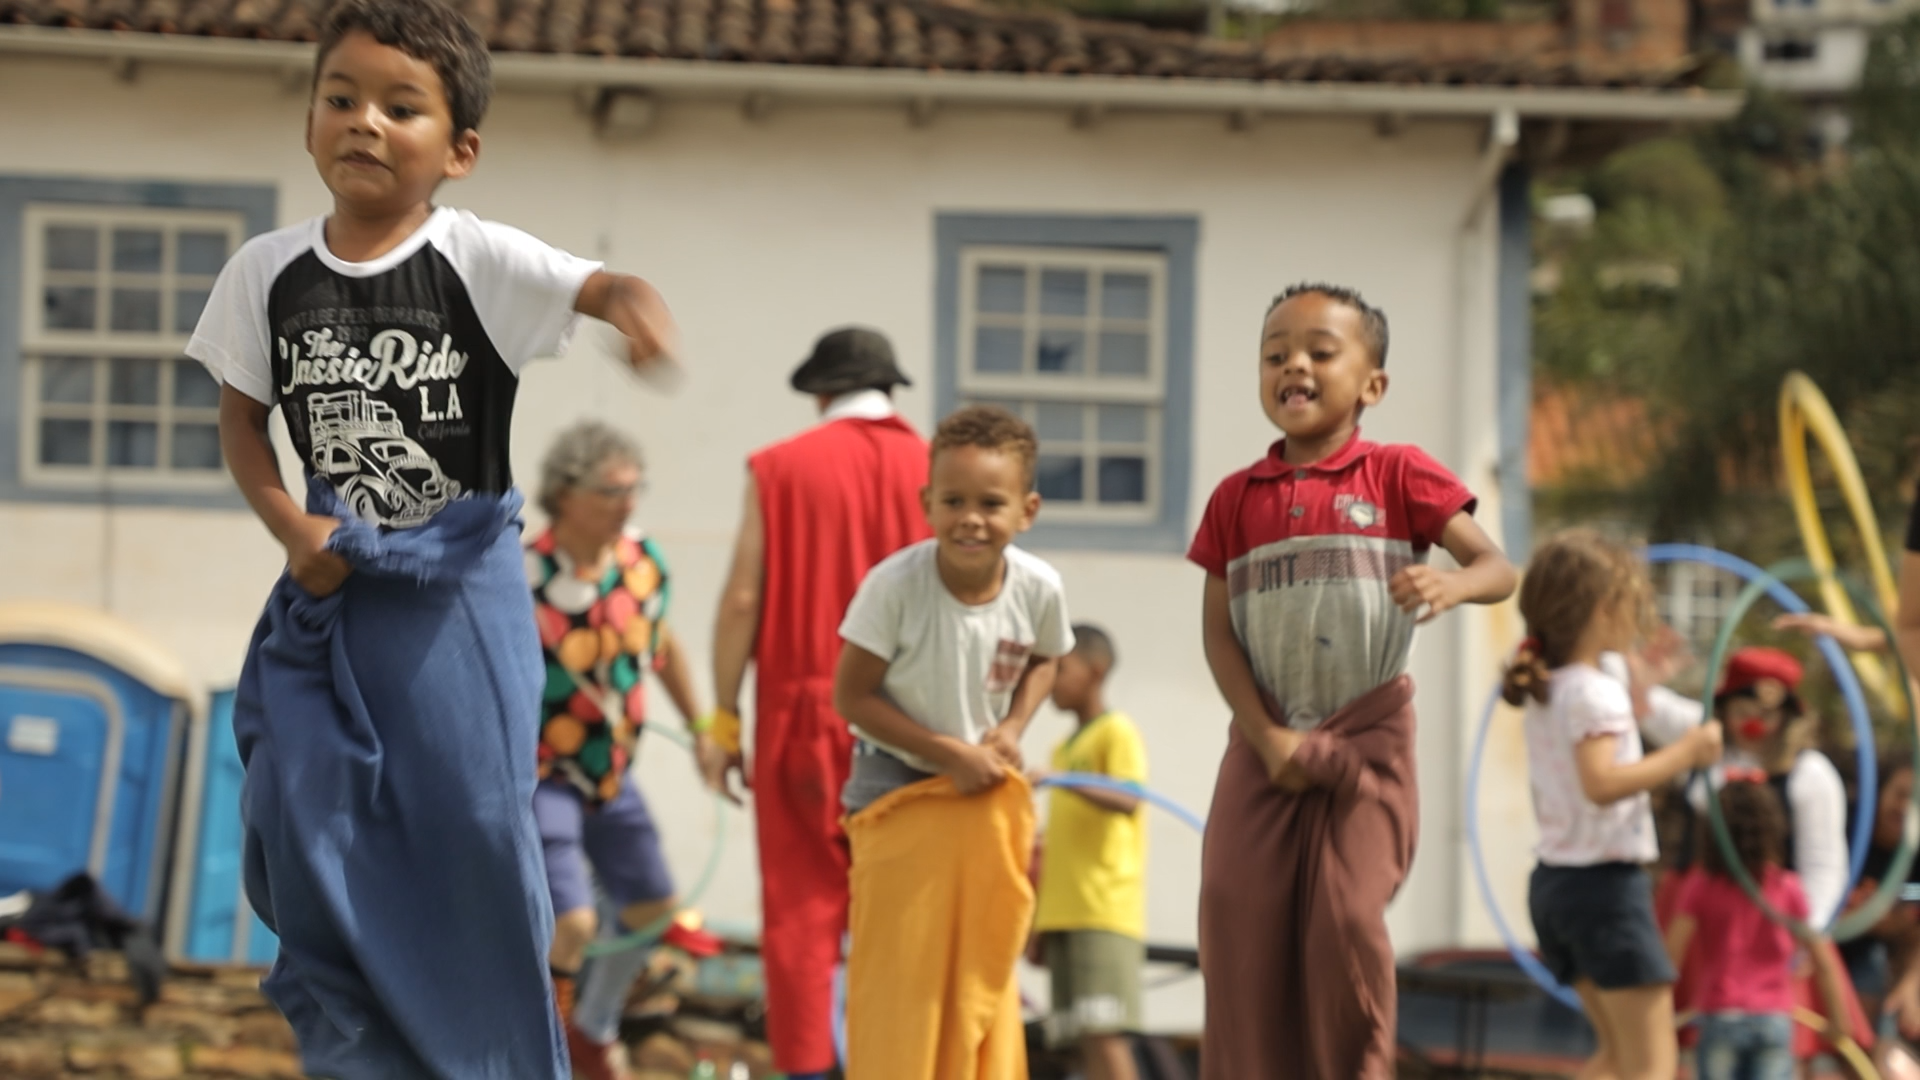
[{"x1": 1539, "y1": 16, "x2": 1920, "y2": 554}]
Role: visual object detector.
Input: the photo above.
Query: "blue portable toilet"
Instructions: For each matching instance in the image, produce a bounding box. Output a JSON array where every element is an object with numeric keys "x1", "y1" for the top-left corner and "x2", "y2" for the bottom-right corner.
[
  {"x1": 165, "y1": 686, "x2": 277, "y2": 965},
  {"x1": 0, "y1": 602, "x2": 196, "y2": 922}
]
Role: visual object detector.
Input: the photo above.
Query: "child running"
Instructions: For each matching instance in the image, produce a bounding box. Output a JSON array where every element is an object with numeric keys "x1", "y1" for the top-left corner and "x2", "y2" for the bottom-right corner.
[
  {"x1": 834, "y1": 404, "x2": 1075, "y2": 1079},
  {"x1": 186, "y1": 1, "x2": 678, "y2": 1076},
  {"x1": 1030, "y1": 624, "x2": 1149, "y2": 1080},
  {"x1": 1508, "y1": 530, "x2": 1724, "y2": 1080},
  {"x1": 1667, "y1": 779, "x2": 1850, "y2": 1080},
  {"x1": 1189, "y1": 283, "x2": 1517, "y2": 1077}
]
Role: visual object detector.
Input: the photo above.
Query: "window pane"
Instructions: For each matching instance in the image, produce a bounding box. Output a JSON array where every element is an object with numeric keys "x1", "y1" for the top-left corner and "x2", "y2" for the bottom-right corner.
[
  {"x1": 1037, "y1": 454, "x2": 1084, "y2": 502},
  {"x1": 110, "y1": 358, "x2": 160, "y2": 405},
  {"x1": 176, "y1": 231, "x2": 229, "y2": 275},
  {"x1": 1098, "y1": 404, "x2": 1148, "y2": 444},
  {"x1": 171, "y1": 424, "x2": 222, "y2": 470},
  {"x1": 1036, "y1": 402, "x2": 1084, "y2": 442},
  {"x1": 39, "y1": 419, "x2": 93, "y2": 466},
  {"x1": 1097, "y1": 331, "x2": 1150, "y2": 377},
  {"x1": 1040, "y1": 269, "x2": 1088, "y2": 317},
  {"x1": 1098, "y1": 456, "x2": 1148, "y2": 504},
  {"x1": 46, "y1": 225, "x2": 98, "y2": 271},
  {"x1": 111, "y1": 289, "x2": 162, "y2": 332},
  {"x1": 974, "y1": 327, "x2": 1024, "y2": 375},
  {"x1": 39, "y1": 357, "x2": 95, "y2": 404},
  {"x1": 174, "y1": 288, "x2": 211, "y2": 333},
  {"x1": 977, "y1": 266, "x2": 1026, "y2": 314},
  {"x1": 173, "y1": 360, "x2": 221, "y2": 408},
  {"x1": 112, "y1": 229, "x2": 164, "y2": 273},
  {"x1": 108, "y1": 421, "x2": 159, "y2": 467},
  {"x1": 1036, "y1": 329, "x2": 1085, "y2": 374},
  {"x1": 44, "y1": 286, "x2": 98, "y2": 330},
  {"x1": 1101, "y1": 272, "x2": 1151, "y2": 320}
]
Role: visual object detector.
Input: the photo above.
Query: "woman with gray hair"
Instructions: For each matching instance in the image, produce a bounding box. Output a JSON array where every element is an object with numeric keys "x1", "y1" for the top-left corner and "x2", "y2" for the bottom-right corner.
[{"x1": 525, "y1": 419, "x2": 724, "y2": 1080}]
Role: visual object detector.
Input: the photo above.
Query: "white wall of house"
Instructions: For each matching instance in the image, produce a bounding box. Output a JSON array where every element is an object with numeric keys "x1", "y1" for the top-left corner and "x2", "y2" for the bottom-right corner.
[{"x1": 0, "y1": 54, "x2": 1522, "y2": 1032}]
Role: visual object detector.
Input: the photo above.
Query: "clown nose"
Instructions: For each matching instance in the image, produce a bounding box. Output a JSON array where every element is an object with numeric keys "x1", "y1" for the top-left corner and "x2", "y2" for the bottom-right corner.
[{"x1": 1739, "y1": 718, "x2": 1770, "y2": 742}]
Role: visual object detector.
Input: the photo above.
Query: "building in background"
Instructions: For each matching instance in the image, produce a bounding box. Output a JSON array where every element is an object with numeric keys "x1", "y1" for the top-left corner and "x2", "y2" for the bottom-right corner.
[{"x1": 0, "y1": 0, "x2": 1734, "y2": 1033}]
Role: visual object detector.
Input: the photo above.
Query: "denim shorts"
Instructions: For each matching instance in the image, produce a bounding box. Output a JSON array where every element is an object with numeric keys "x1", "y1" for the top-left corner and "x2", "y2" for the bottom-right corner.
[
  {"x1": 1529, "y1": 862, "x2": 1676, "y2": 991},
  {"x1": 1695, "y1": 1012, "x2": 1793, "y2": 1080}
]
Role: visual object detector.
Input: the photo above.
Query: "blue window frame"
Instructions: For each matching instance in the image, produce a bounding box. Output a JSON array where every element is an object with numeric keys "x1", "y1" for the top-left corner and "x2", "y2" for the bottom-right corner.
[
  {"x1": 0, "y1": 176, "x2": 275, "y2": 508},
  {"x1": 935, "y1": 214, "x2": 1198, "y2": 554}
]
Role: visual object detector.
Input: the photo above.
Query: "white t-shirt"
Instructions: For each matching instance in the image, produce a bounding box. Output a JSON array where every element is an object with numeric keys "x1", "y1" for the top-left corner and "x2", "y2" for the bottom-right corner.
[
  {"x1": 187, "y1": 206, "x2": 600, "y2": 528},
  {"x1": 837, "y1": 539, "x2": 1074, "y2": 780},
  {"x1": 1525, "y1": 663, "x2": 1659, "y2": 866}
]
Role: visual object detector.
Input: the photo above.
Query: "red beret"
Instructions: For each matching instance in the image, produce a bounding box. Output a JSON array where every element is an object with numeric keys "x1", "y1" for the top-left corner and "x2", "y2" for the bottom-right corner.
[{"x1": 1715, "y1": 646, "x2": 1804, "y2": 700}]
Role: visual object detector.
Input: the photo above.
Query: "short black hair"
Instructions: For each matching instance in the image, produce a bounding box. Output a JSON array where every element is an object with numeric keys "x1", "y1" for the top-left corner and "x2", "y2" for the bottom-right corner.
[
  {"x1": 316, "y1": 0, "x2": 494, "y2": 138},
  {"x1": 1070, "y1": 623, "x2": 1115, "y2": 671},
  {"x1": 1265, "y1": 282, "x2": 1390, "y2": 368}
]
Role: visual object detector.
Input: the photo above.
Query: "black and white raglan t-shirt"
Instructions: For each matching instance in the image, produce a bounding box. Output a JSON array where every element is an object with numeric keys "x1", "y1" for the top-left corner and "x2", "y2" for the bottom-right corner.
[{"x1": 188, "y1": 207, "x2": 601, "y2": 529}]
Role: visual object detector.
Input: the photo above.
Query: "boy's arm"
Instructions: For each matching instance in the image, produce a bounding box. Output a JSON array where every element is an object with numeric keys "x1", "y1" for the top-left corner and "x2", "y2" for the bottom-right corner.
[
  {"x1": 1389, "y1": 511, "x2": 1518, "y2": 624},
  {"x1": 573, "y1": 271, "x2": 682, "y2": 379},
  {"x1": 1068, "y1": 783, "x2": 1143, "y2": 815},
  {"x1": 1201, "y1": 574, "x2": 1302, "y2": 787},
  {"x1": 833, "y1": 643, "x2": 1005, "y2": 794},
  {"x1": 219, "y1": 387, "x2": 350, "y2": 597},
  {"x1": 982, "y1": 655, "x2": 1058, "y2": 771}
]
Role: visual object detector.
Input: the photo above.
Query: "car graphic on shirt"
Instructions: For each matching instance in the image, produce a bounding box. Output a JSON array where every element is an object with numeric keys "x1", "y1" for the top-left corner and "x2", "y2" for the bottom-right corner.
[{"x1": 306, "y1": 390, "x2": 460, "y2": 527}]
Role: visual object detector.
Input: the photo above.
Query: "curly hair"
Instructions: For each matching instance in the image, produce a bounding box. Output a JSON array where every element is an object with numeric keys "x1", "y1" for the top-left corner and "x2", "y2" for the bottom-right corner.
[
  {"x1": 930, "y1": 405, "x2": 1039, "y2": 490},
  {"x1": 537, "y1": 421, "x2": 643, "y2": 518},
  {"x1": 1699, "y1": 780, "x2": 1788, "y2": 881},
  {"x1": 1501, "y1": 529, "x2": 1650, "y2": 706},
  {"x1": 316, "y1": 0, "x2": 494, "y2": 137},
  {"x1": 1265, "y1": 282, "x2": 1390, "y2": 368}
]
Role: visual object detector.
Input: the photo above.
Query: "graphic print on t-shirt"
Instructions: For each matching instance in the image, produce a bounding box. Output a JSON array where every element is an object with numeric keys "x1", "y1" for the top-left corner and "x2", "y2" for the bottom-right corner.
[
  {"x1": 987, "y1": 639, "x2": 1033, "y2": 693},
  {"x1": 271, "y1": 259, "x2": 514, "y2": 530},
  {"x1": 304, "y1": 389, "x2": 461, "y2": 528},
  {"x1": 188, "y1": 209, "x2": 602, "y2": 532}
]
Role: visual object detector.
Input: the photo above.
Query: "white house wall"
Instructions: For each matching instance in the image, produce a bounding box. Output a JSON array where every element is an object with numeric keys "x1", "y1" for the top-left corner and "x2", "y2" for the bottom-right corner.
[{"x1": 0, "y1": 55, "x2": 1518, "y2": 1033}]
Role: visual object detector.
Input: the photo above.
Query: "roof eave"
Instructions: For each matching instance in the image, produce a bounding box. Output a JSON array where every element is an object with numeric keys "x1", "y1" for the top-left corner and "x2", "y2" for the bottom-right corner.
[{"x1": 0, "y1": 24, "x2": 1745, "y2": 123}]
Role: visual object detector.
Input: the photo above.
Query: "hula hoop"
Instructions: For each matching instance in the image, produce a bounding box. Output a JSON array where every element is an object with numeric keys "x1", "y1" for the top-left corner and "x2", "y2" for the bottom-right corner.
[
  {"x1": 581, "y1": 723, "x2": 731, "y2": 959},
  {"x1": 1465, "y1": 543, "x2": 1879, "y2": 1013},
  {"x1": 1780, "y1": 372, "x2": 1906, "y2": 718},
  {"x1": 1696, "y1": 557, "x2": 1919, "y2": 944},
  {"x1": 832, "y1": 772, "x2": 1207, "y2": 1068}
]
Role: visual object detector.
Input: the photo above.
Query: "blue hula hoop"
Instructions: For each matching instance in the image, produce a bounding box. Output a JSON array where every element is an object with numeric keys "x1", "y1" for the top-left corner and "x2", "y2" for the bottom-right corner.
[
  {"x1": 1036, "y1": 772, "x2": 1210, "y2": 834},
  {"x1": 833, "y1": 772, "x2": 1207, "y2": 1066},
  {"x1": 1466, "y1": 542, "x2": 1879, "y2": 1011}
]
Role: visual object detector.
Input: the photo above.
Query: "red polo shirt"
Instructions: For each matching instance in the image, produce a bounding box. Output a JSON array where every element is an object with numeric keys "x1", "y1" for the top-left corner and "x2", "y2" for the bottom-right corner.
[{"x1": 1188, "y1": 431, "x2": 1475, "y2": 728}]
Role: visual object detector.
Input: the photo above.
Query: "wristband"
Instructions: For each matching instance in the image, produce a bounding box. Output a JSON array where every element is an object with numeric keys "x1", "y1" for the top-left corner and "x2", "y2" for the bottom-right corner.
[{"x1": 700, "y1": 709, "x2": 742, "y2": 755}]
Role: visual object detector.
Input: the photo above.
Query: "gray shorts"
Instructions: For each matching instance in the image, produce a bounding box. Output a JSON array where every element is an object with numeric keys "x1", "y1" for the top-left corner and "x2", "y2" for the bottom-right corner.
[{"x1": 1043, "y1": 930, "x2": 1143, "y2": 1047}]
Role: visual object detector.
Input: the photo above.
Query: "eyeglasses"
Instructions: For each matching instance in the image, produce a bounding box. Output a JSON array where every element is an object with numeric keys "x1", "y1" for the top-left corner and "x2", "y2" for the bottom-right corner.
[{"x1": 585, "y1": 480, "x2": 647, "y2": 500}]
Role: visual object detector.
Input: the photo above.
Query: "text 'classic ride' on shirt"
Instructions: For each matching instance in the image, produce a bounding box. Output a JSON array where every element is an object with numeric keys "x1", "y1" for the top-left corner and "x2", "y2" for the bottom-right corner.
[{"x1": 187, "y1": 207, "x2": 601, "y2": 529}]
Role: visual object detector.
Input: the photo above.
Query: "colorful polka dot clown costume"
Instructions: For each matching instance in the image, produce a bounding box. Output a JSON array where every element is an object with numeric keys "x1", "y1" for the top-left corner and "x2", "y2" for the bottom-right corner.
[{"x1": 528, "y1": 530, "x2": 670, "y2": 804}]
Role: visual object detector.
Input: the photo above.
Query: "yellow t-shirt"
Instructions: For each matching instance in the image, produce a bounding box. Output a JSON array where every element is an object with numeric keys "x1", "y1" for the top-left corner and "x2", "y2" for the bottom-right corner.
[{"x1": 1034, "y1": 712, "x2": 1148, "y2": 938}]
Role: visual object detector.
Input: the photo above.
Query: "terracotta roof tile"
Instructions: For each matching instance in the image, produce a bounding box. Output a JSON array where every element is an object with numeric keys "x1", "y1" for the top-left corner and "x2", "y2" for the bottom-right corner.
[{"x1": 0, "y1": 0, "x2": 1703, "y2": 89}]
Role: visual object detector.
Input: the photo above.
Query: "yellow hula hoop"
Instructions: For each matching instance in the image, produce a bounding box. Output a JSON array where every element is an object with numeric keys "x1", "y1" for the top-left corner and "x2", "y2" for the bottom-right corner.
[
  {"x1": 1779, "y1": 372, "x2": 1907, "y2": 718},
  {"x1": 1791, "y1": 1006, "x2": 1881, "y2": 1080}
]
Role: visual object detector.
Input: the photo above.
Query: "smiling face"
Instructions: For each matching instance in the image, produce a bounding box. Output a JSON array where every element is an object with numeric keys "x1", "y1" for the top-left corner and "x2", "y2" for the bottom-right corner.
[
  {"x1": 1260, "y1": 292, "x2": 1388, "y2": 448},
  {"x1": 923, "y1": 445, "x2": 1039, "y2": 578},
  {"x1": 307, "y1": 30, "x2": 477, "y2": 217}
]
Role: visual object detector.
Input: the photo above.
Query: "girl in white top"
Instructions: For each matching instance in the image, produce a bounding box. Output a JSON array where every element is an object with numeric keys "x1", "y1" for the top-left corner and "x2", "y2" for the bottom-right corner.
[{"x1": 1508, "y1": 530, "x2": 1724, "y2": 1080}]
